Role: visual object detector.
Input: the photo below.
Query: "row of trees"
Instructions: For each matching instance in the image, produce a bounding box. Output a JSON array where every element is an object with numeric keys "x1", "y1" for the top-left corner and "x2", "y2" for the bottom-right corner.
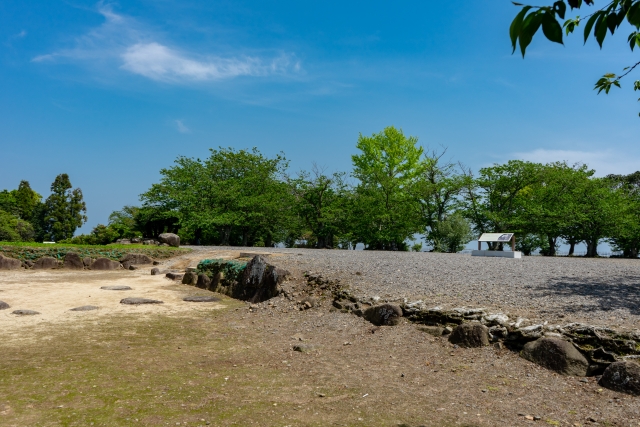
[
  {"x1": 0, "y1": 174, "x2": 87, "y2": 242},
  {"x1": 97, "y1": 126, "x2": 639, "y2": 257},
  {"x1": 4, "y1": 127, "x2": 639, "y2": 257}
]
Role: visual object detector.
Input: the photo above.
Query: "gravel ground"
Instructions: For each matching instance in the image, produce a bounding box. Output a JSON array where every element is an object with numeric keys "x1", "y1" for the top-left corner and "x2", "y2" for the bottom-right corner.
[{"x1": 190, "y1": 247, "x2": 640, "y2": 330}]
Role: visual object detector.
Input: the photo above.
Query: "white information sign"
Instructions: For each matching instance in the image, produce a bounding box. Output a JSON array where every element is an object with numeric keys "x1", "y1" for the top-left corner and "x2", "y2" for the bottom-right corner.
[{"x1": 478, "y1": 233, "x2": 514, "y2": 243}]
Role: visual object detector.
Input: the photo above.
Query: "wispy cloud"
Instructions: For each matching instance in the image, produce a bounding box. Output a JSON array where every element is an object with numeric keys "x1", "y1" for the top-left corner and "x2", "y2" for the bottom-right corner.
[
  {"x1": 174, "y1": 119, "x2": 190, "y2": 134},
  {"x1": 512, "y1": 148, "x2": 640, "y2": 177},
  {"x1": 32, "y1": 4, "x2": 299, "y2": 83}
]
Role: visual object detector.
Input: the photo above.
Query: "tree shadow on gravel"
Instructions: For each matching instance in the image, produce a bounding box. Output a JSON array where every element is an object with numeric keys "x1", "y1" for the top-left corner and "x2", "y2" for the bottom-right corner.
[{"x1": 535, "y1": 274, "x2": 640, "y2": 316}]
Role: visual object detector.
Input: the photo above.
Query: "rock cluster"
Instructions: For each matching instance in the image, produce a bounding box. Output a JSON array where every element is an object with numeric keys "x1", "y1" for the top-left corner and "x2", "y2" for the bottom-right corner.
[
  {"x1": 0, "y1": 252, "x2": 157, "y2": 271},
  {"x1": 184, "y1": 255, "x2": 289, "y2": 303}
]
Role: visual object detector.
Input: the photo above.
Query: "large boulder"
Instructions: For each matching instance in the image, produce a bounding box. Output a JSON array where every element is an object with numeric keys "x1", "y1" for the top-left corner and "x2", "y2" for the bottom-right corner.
[
  {"x1": 521, "y1": 337, "x2": 589, "y2": 376},
  {"x1": 0, "y1": 254, "x2": 22, "y2": 270},
  {"x1": 33, "y1": 256, "x2": 59, "y2": 269},
  {"x1": 363, "y1": 304, "x2": 403, "y2": 326},
  {"x1": 237, "y1": 255, "x2": 288, "y2": 302},
  {"x1": 448, "y1": 323, "x2": 490, "y2": 348},
  {"x1": 158, "y1": 233, "x2": 180, "y2": 247},
  {"x1": 599, "y1": 361, "x2": 640, "y2": 395},
  {"x1": 63, "y1": 252, "x2": 84, "y2": 270},
  {"x1": 90, "y1": 258, "x2": 121, "y2": 270},
  {"x1": 119, "y1": 253, "x2": 154, "y2": 265},
  {"x1": 181, "y1": 271, "x2": 198, "y2": 286},
  {"x1": 196, "y1": 273, "x2": 212, "y2": 290}
]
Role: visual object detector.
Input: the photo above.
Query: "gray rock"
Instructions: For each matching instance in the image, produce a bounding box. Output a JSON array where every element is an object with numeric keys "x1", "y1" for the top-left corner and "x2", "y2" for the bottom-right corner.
[
  {"x1": 183, "y1": 295, "x2": 220, "y2": 302},
  {"x1": 63, "y1": 252, "x2": 84, "y2": 270},
  {"x1": 363, "y1": 304, "x2": 403, "y2": 326},
  {"x1": 122, "y1": 261, "x2": 133, "y2": 270},
  {"x1": 33, "y1": 256, "x2": 59, "y2": 269},
  {"x1": 100, "y1": 286, "x2": 132, "y2": 290},
  {"x1": 448, "y1": 323, "x2": 490, "y2": 348},
  {"x1": 158, "y1": 233, "x2": 180, "y2": 247},
  {"x1": 12, "y1": 309, "x2": 39, "y2": 315},
  {"x1": 151, "y1": 267, "x2": 160, "y2": 275},
  {"x1": 166, "y1": 272, "x2": 183, "y2": 281},
  {"x1": 119, "y1": 253, "x2": 154, "y2": 265},
  {"x1": 82, "y1": 257, "x2": 92, "y2": 267},
  {"x1": 196, "y1": 273, "x2": 212, "y2": 290},
  {"x1": 128, "y1": 265, "x2": 138, "y2": 270},
  {"x1": 598, "y1": 361, "x2": 640, "y2": 395},
  {"x1": 23, "y1": 260, "x2": 34, "y2": 268},
  {"x1": 521, "y1": 337, "x2": 589, "y2": 376},
  {"x1": 235, "y1": 255, "x2": 288, "y2": 303},
  {"x1": 70, "y1": 305, "x2": 99, "y2": 311},
  {"x1": 0, "y1": 300, "x2": 10, "y2": 310},
  {"x1": 181, "y1": 271, "x2": 198, "y2": 286},
  {"x1": 0, "y1": 254, "x2": 22, "y2": 270},
  {"x1": 120, "y1": 297, "x2": 164, "y2": 305},
  {"x1": 91, "y1": 258, "x2": 121, "y2": 270},
  {"x1": 130, "y1": 237, "x2": 142, "y2": 244},
  {"x1": 293, "y1": 344, "x2": 316, "y2": 353}
]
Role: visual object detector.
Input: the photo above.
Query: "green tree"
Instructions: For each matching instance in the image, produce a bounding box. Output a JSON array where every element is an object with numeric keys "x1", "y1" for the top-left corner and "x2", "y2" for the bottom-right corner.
[
  {"x1": 0, "y1": 210, "x2": 35, "y2": 242},
  {"x1": 108, "y1": 206, "x2": 142, "y2": 239},
  {"x1": 142, "y1": 147, "x2": 291, "y2": 246},
  {"x1": 411, "y1": 149, "x2": 467, "y2": 251},
  {"x1": 42, "y1": 174, "x2": 87, "y2": 241},
  {"x1": 461, "y1": 160, "x2": 541, "y2": 249},
  {"x1": 289, "y1": 166, "x2": 351, "y2": 248},
  {"x1": 15, "y1": 181, "x2": 42, "y2": 221},
  {"x1": 606, "y1": 171, "x2": 640, "y2": 257},
  {"x1": 351, "y1": 126, "x2": 424, "y2": 250},
  {"x1": 428, "y1": 212, "x2": 474, "y2": 253},
  {"x1": 510, "y1": 0, "x2": 640, "y2": 114}
]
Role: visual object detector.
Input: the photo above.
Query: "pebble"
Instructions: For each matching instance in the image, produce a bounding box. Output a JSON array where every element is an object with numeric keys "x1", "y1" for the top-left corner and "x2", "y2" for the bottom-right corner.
[{"x1": 100, "y1": 286, "x2": 132, "y2": 291}]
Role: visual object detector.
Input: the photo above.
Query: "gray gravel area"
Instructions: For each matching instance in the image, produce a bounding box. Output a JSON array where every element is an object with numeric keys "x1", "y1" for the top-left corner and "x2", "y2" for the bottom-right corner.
[{"x1": 189, "y1": 247, "x2": 640, "y2": 329}]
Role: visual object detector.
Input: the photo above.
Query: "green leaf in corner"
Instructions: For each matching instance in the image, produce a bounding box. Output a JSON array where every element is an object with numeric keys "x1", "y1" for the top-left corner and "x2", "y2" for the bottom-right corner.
[
  {"x1": 542, "y1": 12, "x2": 564, "y2": 44},
  {"x1": 594, "y1": 13, "x2": 608, "y2": 47},
  {"x1": 554, "y1": 1, "x2": 567, "y2": 19},
  {"x1": 510, "y1": 6, "x2": 533, "y2": 53},
  {"x1": 583, "y1": 12, "x2": 600, "y2": 43},
  {"x1": 519, "y1": 11, "x2": 544, "y2": 56}
]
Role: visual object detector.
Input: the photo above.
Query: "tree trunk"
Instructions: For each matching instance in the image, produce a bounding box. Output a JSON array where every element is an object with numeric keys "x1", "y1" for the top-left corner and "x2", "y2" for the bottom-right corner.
[
  {"x1": 220, "y1": 226, "x2": 231, "y2": 246},
  {"x1": 242, "y1": 229, "x2": 249, "y2": 247},
  {"x1": 585, "y1": 239, "x2": 598, "y2": 257},
  {"x1": 568, "y1": 241, "x2": 576, "y2": 256},
  {"x1": 546, "y1": 236, "x2": 557, "y2": 256}
]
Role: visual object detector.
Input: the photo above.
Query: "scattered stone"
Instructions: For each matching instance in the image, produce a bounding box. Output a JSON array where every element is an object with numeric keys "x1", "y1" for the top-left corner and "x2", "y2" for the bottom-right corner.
[
  {"x1": 23, "y1": 260, "x2": 34, "y2": 268},
  {"x1": 153, "y1": 261, "x2": 160, "y2": 265},
  {"x1": 158, "y1": 233, "x2": 180, "y2": 247},
  {"x1": 196, "y1": 273, "x2": 212, "y2": 290},
  {"x1": 128, "y1": 265, "x2": 138, "y2": 270},
  {"x1": 0, "y1": 300, "x2": 10, "y2": 310},
  {"x1": 91, "y1": 258, "x2": 121, "y2": 270},
  {"x1": 151, "y1": 267, "x2": 160, "y2": 275},
  {"x1": 181, "y1": 271, "x2": 198, "y2": 286},
  {"x1": 293, "y1": 344, "x2": 316, "y2": 353},
  {"x1": 598, "y1": 361, "x2": 640, "y2": 395},
  {"x1": 33, "y1": 256, "x2": 59, "y2": 269},
  {"x1": 166, "y1": 272, "x2": 184, "y2": 281},
  {"x1": 183, "y1": 295, "x2": 220, "y2": 302},
  {"x1": 521, "y1": 337, "x2": 589, "y2": 376},
  {"x1": 100, "y1": 286, "x2": 132, "y2": 291},
  {"x1": 300, "y1": 296, "x2": 317, "y2": 309},
  {"x1": 448, "y1": 323, "x2": 490, "y2": 348},
  {"x1": 363, "y1": 304, "x2": 403, "y2": 326},
  {"x1": 120, "y1": 297, "x2": 164, "y2": 305},
  {"x1": 12, "y1": 309, "x2": 39, "y2": 315},
  {"x1": 63, "y1": 252, "x2": 84, "y2": 270},
  {"x1": 82, "y1": 257, "x2": 92, "y2": 267},
  {"x1": 70, "y1": 305, "x2": 99, "y2": 311},
  {"x1": 0, "y1": 254, "x2": 22, "y2": 270},
  {"x1": 119, "y1": 253, "x2": 154, "y2": 265}
]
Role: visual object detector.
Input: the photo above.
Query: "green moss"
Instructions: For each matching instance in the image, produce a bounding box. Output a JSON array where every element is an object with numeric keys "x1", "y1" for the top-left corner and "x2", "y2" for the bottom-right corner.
[{"x1": 196, "y1": 258, "x2": 247, "y2": 283}]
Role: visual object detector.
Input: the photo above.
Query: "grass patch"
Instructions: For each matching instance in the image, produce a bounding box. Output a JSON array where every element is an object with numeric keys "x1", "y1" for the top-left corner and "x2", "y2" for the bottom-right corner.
[{"x1": 0, "y1": 242, "x2": 190, "y2": 262}]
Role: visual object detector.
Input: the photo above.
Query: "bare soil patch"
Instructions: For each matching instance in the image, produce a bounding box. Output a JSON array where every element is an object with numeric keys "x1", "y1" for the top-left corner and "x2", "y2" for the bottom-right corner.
[{"x1": 0, "y1": 249, "x2": 638, "y2": 426}]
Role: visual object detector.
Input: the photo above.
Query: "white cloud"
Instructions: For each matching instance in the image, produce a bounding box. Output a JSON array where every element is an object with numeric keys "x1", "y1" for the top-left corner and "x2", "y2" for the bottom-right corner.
[
  {"x1": 512, "y1": 149, "x2": 640, "y2": 176},
  {"x1": 174, "y1": 119, "x2": 190, "y2": 134},
  {"x1": 121, "y1": 42, "x2": 294, "y2": 82},
  {"x1": 32, "y1": 5, "x2": 298, "y2": 83}
]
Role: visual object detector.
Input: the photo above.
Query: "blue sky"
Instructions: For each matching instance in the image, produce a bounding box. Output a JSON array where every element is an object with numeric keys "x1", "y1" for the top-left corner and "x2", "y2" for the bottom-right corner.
[{"x1": 1, "y1": 0, "x2": 639, "y2": 236}]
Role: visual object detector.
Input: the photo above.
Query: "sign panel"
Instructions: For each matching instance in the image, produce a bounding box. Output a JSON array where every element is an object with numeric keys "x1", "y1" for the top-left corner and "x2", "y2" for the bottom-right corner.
[{"x1": 478, "y1": 233, "x2": 514, "y2": 242}]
